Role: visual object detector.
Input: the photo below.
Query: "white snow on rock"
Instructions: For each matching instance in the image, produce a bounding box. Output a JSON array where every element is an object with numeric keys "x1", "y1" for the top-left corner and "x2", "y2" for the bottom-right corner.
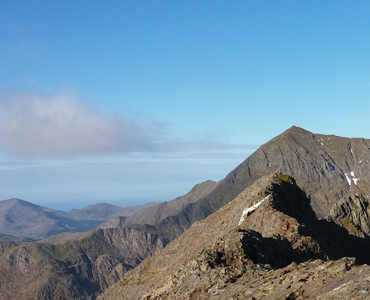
[
  {"x1": 344, "y1": 173, "x2": 351, "y2": 187},
  {"x1": 238, "y1": 195, "x2": 272, "y2": 225},
  {"x1": 344, "y1": 171, "x2": 360, "y2": 188},
  {"x1": 350, "y1": 171, "x2": 360, "y2": 185}
]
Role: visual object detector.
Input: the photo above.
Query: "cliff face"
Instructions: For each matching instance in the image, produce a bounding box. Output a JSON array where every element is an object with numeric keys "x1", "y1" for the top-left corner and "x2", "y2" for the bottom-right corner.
[
  {"x1": 327, "y1": 193, "x2": 370, "y2": 238},
  {"x1": 0, "y1": 227, "x2": 168, "y2": 300},
  {"x1": 98, "y1": 173, "x2": 370, "y2": 300}
]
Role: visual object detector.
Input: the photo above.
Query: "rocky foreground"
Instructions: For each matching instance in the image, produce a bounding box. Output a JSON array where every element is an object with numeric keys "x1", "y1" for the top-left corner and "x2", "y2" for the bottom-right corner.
[{"x1": 99, "y1": 173, "x2": 370, "y2": 300}]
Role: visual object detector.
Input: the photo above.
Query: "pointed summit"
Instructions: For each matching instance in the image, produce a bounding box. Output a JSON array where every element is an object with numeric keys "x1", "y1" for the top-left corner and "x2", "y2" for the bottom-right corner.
[
  {"x1": 222, "y1": 126, "x2": 370, "y2": 217},
  {"x1": 282, "y1": 125, "x2": 313, "y2": 136}
]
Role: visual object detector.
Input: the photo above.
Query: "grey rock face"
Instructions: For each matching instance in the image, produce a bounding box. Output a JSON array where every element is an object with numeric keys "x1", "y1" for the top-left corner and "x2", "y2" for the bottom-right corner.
[{"x1": 327, "y1": 193, "x2": 370, "y2": 238}]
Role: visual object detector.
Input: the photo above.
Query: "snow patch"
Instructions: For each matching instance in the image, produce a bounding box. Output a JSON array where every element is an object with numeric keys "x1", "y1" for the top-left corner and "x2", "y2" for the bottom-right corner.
[
  {"x1": 350, "y1": 171, "x2": 359, "y2": 185},
  {"x1": 239, "y1": 195, "x2": 272, "y2": 225},
  {"x1": 344, "y1": 171, "x2": 360, "y2": 188},
  {"x1": 344, "y1": 173, "x2": 351, "y2": 187}
]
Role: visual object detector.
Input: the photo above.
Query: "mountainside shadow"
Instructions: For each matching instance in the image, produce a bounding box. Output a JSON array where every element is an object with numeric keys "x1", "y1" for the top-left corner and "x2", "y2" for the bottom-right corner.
[
  {"x1": 239, "y1": 230, "x2": 322, "y2": 269},
  {"x1": 271, "y1": 179, "x2": 370, "y2": 265}
]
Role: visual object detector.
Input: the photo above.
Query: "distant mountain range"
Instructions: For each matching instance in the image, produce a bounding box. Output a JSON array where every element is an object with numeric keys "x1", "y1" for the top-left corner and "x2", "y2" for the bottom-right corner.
[
  {"x1": 0, "y1": 198, "x2": 158, "y2": 241},
  {"x1": 1, "y1": 126, "x2": 370, "y2": 299}
]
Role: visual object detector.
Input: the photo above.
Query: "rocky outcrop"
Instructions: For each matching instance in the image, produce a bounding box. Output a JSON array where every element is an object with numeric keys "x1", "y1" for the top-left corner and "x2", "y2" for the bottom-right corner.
[
  {"x1": 327, "y1": 193, "x2": 370, "y2": 238},
  {"x1": 98, "y1": 173, "x2": 370, "y2": 300},
  {"x1": 0, "y1": 240, "x2": 16, "y2": 256}
]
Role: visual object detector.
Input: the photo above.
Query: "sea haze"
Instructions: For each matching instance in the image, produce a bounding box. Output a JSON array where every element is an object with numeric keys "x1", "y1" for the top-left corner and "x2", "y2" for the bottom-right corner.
[{"x1": 0, "y1": 149, "x2": 252, "y2": 211}]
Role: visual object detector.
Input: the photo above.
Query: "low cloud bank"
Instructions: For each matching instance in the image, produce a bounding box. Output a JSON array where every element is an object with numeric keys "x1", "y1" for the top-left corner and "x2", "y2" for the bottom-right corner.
[
  {"x1": 0, "y1": 91, "x2": 167, "y2": 156},
  {"x1": 0, "y1": 90, "x2": 257, "y2": 157}
]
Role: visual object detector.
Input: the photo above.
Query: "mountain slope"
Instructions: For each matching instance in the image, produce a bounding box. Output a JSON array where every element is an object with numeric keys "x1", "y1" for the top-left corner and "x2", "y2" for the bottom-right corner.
[
  {"x1": 98, "y1": 173, "x2": 370, "y2": 300},
  {"x1": 101, "y1": 180, "x2": 219, "y2": 229},
  {"x1": 0, "y1": 226, "x2": 168, "y2": 300},
  {"x1": 62, "y1": 202, "x2": 158, "y2": 221},
  {"x1": 242, "y1": 126, "x2": 370, "y2": 216},
  {"x1": 0, "y1": 198, "x2": 83, "y2": 241}
]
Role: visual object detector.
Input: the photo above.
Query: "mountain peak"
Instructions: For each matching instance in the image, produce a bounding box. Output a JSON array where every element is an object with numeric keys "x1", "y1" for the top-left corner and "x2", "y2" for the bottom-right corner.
[
  {"x1": 0, "y1": 198, "x2": 42, "y2": 209},
  {"x1": 271, "y1": 126, "x2": 314, "y2": 143},
  {"x1": 285, "y1": 125, "x2": 311, "y2": 133}
]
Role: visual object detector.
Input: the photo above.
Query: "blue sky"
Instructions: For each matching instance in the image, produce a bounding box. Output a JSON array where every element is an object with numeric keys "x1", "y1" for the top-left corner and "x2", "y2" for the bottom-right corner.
[{"x1": 1, "y1": 1, "x2": 370, "y2": 210}]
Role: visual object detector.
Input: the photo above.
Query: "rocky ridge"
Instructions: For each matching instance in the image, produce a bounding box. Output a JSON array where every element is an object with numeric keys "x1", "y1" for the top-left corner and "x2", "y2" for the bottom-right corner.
[
  {"x1": 326, "y1": 193, "x2": 370, "y2": 238},
  {"x1": 98, "y1": 173, "x2": 370, "y2": 300}
]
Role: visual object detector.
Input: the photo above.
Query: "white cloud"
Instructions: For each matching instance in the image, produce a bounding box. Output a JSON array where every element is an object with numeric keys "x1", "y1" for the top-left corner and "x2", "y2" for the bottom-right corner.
[
  {"x1": 0, "y1": 90, "x2": 258, "y2": 157},
  {"x1": 0, "y1": 91, "x2": 165, "y2": 156}
]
